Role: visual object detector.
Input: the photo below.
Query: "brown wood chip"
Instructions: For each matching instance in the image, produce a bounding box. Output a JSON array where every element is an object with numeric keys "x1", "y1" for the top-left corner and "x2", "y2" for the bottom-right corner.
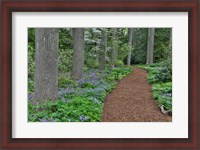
[{"x1": 102, "y1": 67, "x2": 172, "y2": 122}]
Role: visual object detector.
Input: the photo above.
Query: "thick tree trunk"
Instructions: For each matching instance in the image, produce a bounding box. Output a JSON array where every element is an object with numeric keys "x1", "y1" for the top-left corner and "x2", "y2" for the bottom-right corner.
[
  {"x1": 99, "y1": 28, "x2": 107, "y2": 70},
  {"x1": 115, "y1": 28, "x2": 118, "y2": 64},
  {"x1": 168, "y1": 28, "x2": 172, "y2": 58},
  {"x1": 169, "y1": 28, "x2": 172, "y2": 49},
  {"x1": 146, "y1": 28, "x2": 155, "y2": 65},
  {"x1": 132, "y1": 28, "x2": 135, "y2": 47},
  {"x1": 71, "y1": 28, "x2": 84, "y2": 80},
  {"x1": 33, "y1": 28, "x2": 59, "y2": 104},
  {"x1": 111, "y1": 28, "x2": 117, "y2": 68},
  {"x1": 127, "y1": 28, "x2": 133, "y2": 66}
]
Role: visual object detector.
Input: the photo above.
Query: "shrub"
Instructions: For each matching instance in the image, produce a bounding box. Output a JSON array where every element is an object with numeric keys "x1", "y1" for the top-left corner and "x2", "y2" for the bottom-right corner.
[
  {"x1": 28, "y1": 79, "x2": 34, "y2": 93},
  {"x1": 148, "y1": 67, "x2": 171, "y2": 84},
  {"x1": 28, "y1": 96, "x2": 103, "y2": 122},
  {"x1": 139, "y1": 61, "x2": 172, "y2": 84},
  {"x1": 152, "y1": 82, "x2": 172, "y2": 111},
  {"x1": 106, "y1": 67, "x2": 132, "y2": 81},
  {"x1": 137, "y1": 61, "x2": 172, "y2": 113},
  {"x1": 115, "y1": 60, "x2": 124, "y2": 67},
  {"x1": 58, "y1": 74, "x2": 76, "y2": 88},
  {"x1": 29, "y1": 66, "x2": 131, "y2": 122}
]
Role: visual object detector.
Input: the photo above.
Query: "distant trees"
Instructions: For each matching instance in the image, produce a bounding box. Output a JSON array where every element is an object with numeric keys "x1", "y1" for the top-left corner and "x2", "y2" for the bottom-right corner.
[
  {"x1": 33, "y1": 28, "x2": 59, "y2": 104},
  {"x1": 71, "y1": 28, "x2": 85, "y2": 80},
  {"x1": 146, "y1": 28, "x2": 155, "y2": 65},
  {"x1": 127, "y1": 28, "x2": 133, "y2": 66},
  {"x1": 99, "y1": 28, "x2": 107, "y2": 70}
]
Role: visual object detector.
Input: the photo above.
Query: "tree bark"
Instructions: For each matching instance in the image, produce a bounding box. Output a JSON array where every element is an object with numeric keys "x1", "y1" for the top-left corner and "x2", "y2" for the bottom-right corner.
[
  {"x1": 33, "y1": 28, "x2": 59, "y2": 104},
  {"x1": 146, "y1": 28, "x2": 155, "y2": 65},
  {"x1": 71, "y1": 28, "x2": 85, "y2": 80},
  {"x1": 115, "y1": 28, "x2": 118, "y2": 64},
  {"x1": 99, "y1": 28, "x2": 107, "y2": 70},
  {"x1": 168, "y1": 28, "x2": 172, "y2": 58},
  {"x1": 132, "y1": 28, "x2": 135, "y2": 47},
  {"x1": 127, "y1": 28, "x2": 133, "y2": 66},
  {"x1": 111, "y1": 28, "x2": 117, "y2": 68},
  {"x1": 169, "y1": 28, "x2": 172, "y2": 49}
]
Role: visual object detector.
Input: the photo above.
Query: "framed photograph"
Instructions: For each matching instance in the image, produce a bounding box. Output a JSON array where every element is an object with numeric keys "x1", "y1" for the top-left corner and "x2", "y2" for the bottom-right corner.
[{"x1": 1, "y1": 0, "x2": 199, "y2": 149}]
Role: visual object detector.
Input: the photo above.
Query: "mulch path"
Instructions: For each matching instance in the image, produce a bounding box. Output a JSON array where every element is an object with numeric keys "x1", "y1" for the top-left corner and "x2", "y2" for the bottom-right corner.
[{"x1": 102, "y1": 67, "x2": 172, "y2": 122}]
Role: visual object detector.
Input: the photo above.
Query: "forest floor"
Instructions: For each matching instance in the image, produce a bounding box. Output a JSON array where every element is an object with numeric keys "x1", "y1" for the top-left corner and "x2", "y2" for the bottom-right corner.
[{"x1": 102, "y1": 67, "x2": 172, "y2": 122}]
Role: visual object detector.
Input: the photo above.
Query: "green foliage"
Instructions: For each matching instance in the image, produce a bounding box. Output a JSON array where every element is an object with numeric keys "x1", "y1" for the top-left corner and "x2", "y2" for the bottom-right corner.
[
  {"x1": 85, "y1": 58, "x2": 99, "y2": 69},
  {"x1": 154, "y1": 28, "x2": 171, "y2": 62},
  {"x1": 28, "y1": 79, "x2": 34, "y2": 93},
  {"x1": 117, "y1": 43, "x2": 130, "y2": 61},
  {"x1": 58, "y1": 74, "x2": 76, "y2": 88},
  {"x1": 28, "y1": 28, "x2": 35, "y2": 48},
  {"x1": 28, "y1": 27, "x2": 172, "y2": 121},
  {"x1": 138, "y1": 61, "x2": 172, "y2": 84},
  {"x1": 84, "y1": 28, "x2": 101, "y2": 68},
  {"x1": 152, "y1": 82, "x2": 172, "y2": 111},
  {"x1": 148, "y1": 62, "x2": 172, "y2": 84},
  {"x1": 80, "y1": 82, "x2": 95, "y2": 88},
  {"x1": 28, "y1": 29, "x2": 36, "y2": 93},
  {"x1": 29, "y1": 66, "x2": 132, "y2": 122},
  {"x1": 137, "y1": 61, "x2": 172, "y2": 112},
  {"x1": 131, "y1": 28, "x2": 148, "y2": 64},
  {"x1": 124, "y1": 28, "x2": 171, "y2": 64},
  {"x1": 28, "y1": 97, "x2": 102, "y2": 122},
  {"x1": 115, "y1": 60, "x2": 124, "y2": 67},
  {"x1": 58, "y1": 28, "x2": 73, "y2": 73},
  {"x1": 28, "y1": 45, "x2": 35, "y2": 81},
  {"x1": 106, "y1": 66, "x2": 132, "y2": 81}
]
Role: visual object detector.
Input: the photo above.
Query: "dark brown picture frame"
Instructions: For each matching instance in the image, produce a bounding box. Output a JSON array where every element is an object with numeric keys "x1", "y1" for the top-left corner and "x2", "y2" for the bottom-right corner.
[{"x1": 0, "y1": 0, "x2": 199, "y2": 149}]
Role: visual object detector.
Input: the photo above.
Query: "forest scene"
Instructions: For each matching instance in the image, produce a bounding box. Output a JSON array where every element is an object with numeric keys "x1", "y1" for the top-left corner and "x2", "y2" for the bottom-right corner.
[{"x1": 28, "y1": 28, "x2": 172, "y2": 122}]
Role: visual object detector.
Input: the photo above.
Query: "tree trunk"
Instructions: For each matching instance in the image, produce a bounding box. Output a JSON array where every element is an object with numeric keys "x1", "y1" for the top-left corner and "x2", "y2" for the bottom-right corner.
[
  {"x1": 71, "y1": 28, "x2": 85, "y2": 80},
  {"x1": 111, "y1": 28, "x2": 117, "y2": 68},
  {"x1": 127, "y1": 28, "x2": 133, "y2": 66},
  {"x1": 168, "y1": 28, "x2": 172, "y2": 58},
  {"x1": 169, "y1": 28, "x2": 172, "y2": 49},
  {"x1": 33, "y1": 28, "x2": 59, "y2": 104},
  {"x1": 99, "y1": 28, "x2": 107, "y2": 70},
  {"x1": 115, "y1": 28, "x2": 118, "y2": 64},
  {"x1": 146, "y1": 28, "x2": 155, "y2": 65},
  {"x1": 132, "y1": 28, "x2": 135, "y2": 47}
]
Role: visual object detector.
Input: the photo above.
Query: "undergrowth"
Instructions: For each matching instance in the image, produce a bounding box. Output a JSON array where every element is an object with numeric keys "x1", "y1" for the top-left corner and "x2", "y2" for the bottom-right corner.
[
  {"x1": 137, "y1": 61, "x2": 172, "y2": 113},
  {"x1": 28, "y1": 66, "x2": 132, "y2": 122}
]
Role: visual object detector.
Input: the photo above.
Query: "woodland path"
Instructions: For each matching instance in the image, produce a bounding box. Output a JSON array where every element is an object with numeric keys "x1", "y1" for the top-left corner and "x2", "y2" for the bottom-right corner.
[{"x1": 102, "y1": 67, "x2": 172, "y2": 122}]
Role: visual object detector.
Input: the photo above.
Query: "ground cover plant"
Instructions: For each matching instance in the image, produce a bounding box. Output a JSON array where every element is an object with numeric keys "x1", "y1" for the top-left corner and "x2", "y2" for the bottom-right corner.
[
  {"x1": 137, "y1": 60, "x2": 172, "y2": 113},
  {"x1": 28, "y1": 67, "x2": 132, "y2": 122}
]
